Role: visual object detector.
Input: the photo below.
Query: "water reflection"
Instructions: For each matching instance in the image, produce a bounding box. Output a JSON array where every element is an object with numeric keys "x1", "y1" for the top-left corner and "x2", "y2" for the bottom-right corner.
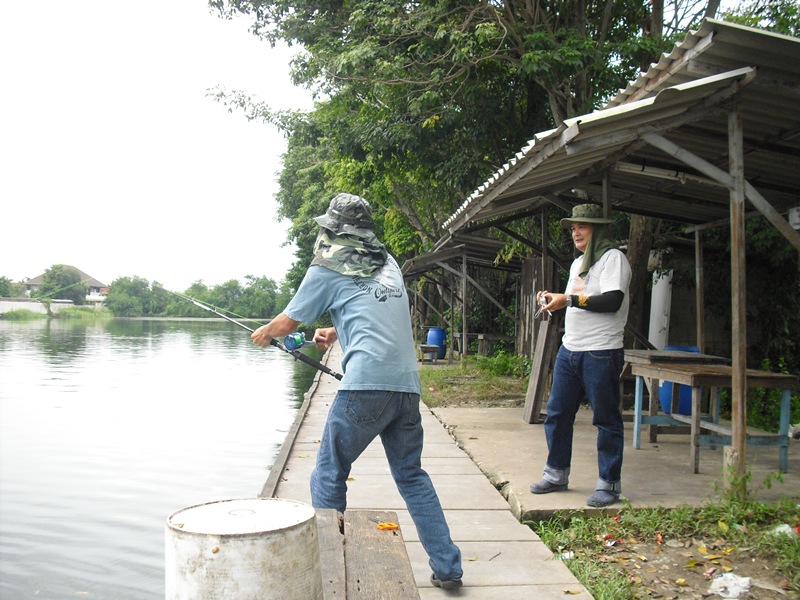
[
  {"x1": 0, "y1": 319, "x2": 315, "y2": 599},
  {"x1": 27, "y1": 319, "x2": 95, "y2": 362}
]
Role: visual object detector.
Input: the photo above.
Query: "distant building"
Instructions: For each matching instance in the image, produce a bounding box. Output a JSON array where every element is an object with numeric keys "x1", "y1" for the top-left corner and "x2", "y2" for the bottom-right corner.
[{"x1": 24, "y1": 266, "x2": 109, "y2": 303}]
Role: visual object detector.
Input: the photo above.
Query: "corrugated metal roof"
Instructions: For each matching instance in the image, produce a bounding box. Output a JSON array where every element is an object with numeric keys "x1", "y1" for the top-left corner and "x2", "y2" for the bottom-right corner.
[{"x1": 438, "y1": 19, "x2": 800, "y2": 240}]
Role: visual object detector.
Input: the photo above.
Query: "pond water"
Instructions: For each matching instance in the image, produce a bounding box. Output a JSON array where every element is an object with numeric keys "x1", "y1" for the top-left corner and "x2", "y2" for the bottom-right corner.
[{"x1": 0, "y1": 318, "x2": 318, "y2": 599}]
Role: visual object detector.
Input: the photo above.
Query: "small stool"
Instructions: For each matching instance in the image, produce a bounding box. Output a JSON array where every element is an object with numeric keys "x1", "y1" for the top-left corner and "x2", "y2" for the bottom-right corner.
[{"x1": 418, "y1": 344, "x2": 440, "y2": 363}]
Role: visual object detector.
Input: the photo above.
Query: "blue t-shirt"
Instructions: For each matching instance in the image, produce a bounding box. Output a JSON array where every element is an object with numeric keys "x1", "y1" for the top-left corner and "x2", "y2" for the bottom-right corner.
[{"x1": 283, "y1": 256, "x2": 422, "y2": 394}]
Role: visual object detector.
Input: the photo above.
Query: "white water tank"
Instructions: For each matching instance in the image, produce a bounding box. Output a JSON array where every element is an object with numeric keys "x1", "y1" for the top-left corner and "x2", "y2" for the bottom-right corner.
[{"x1": 165, "y1": 498, "x2": 323, "y2": 600}]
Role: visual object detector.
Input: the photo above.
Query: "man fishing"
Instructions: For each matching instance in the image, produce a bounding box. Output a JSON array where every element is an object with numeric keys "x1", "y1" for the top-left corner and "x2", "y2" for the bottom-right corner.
[{"x1": 250, "y1": 193, "x2": 464, "y2": 591}]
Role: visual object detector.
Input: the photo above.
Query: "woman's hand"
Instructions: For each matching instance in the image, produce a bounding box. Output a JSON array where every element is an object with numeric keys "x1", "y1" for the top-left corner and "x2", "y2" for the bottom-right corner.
[{"x1": 537, "y1": 291, "x2": 568, "y2": 312}]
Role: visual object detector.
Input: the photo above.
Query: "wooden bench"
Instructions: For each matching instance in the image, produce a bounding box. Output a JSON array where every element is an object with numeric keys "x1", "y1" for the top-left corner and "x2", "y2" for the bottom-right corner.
[
  {"x1": 417, "y1": 344, "x2": 441, "y2": 363},
  {"x1": 452, "y1": 332, "x2": 513, "y2": 356},
  {"x1": 316, "y1": 509, "x2": 420, "y2": 600},
  {"x1": 627, "y1": 352, "x2": 797, "y2": 474}
]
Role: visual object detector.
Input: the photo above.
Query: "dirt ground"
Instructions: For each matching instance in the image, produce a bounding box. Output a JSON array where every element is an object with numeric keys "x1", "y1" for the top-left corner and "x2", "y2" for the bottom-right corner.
[
  {"x1": 421, "y1": 368, "x2": 799, "y2": 599},
  {"x1": 589, "y1": 531, "x2": 797, "y2": 599}
]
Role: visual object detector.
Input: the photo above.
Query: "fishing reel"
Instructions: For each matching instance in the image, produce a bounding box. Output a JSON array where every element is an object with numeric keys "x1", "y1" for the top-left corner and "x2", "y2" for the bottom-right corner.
[{"x1": 284, "y1": 332, "x2": 314, "y2": 350}]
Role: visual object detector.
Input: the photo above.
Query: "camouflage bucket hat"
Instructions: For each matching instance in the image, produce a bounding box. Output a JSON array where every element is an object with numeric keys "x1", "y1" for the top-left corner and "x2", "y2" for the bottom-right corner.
[
  {"x1": 560, "y1": 203, "x2": 614, "y2": 228},
  {"x1": 314, "y1": 193, "x2": 374, "y2": 237}
]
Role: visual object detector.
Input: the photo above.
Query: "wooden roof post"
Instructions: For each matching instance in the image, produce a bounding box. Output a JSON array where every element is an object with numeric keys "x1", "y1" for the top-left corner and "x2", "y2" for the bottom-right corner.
[
  {"x1": 449, "y1": 274, "x2": 455, "y2": 364},
  {"x1": 541, "y1": 208, "x2": 550, "y2": 291},
  {"x1": 728, "y1": 100, "x2": 748, "y2": 486},
  {"x1": 412, "y1": 285, "x2": 419, "y2": 343},
  {"x1": 462, "y1": 249, "x2": 468, "y2": 360},
  {"x1": 695, "y1": 230, "x2": 705, "y2": 354}
]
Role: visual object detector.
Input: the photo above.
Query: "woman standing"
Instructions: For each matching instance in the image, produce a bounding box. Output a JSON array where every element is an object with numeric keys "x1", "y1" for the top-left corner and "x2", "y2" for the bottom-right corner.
[{"x1": 529, "y1": 203, "x2": 632, "y2": 508}]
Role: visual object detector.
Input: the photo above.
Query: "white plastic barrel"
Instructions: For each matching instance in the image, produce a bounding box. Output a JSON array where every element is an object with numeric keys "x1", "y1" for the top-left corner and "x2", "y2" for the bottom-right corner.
[{"x1": 165, "y1": 498, "x2": 323, "y2": 600}]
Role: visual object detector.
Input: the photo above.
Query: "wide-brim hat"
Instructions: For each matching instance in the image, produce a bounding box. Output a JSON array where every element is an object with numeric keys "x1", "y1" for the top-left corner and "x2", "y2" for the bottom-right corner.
[
  {"x1": 560, "y1": 203, "x2": 614, "y2": 228},
  {"x1": 314, "y1": 193, "x2": 374, "y2": 236}
]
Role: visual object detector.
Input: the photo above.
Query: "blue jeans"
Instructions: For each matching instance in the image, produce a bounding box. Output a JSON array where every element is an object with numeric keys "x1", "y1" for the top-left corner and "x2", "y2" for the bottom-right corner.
[
  {"x1": 310, "y1": 390, "x2": 463, "y2": 581},
  {"x1": 543, "y1": 346, "x2": 625, "y2": 488}
]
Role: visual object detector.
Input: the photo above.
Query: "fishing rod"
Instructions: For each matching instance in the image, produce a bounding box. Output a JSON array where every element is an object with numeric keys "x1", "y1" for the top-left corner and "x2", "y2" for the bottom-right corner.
[{"x1": 171, "y1": 291, "x2": 343, "y2": 381}]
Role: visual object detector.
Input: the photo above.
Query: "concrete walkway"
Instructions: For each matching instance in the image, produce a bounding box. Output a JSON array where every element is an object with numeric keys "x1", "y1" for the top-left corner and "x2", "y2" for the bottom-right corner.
[
  {"x1": 270, "y1": 345, "x2": 593, "y2": 599},
  {"x1": 433, "y1": 404, "x2": 799, "y2": 523}
]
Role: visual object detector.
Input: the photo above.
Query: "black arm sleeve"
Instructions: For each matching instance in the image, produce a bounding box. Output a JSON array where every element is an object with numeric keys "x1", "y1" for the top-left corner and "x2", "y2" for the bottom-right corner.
[{"x1": 571, "y1": 290, "x2": 624, "y2": 313}]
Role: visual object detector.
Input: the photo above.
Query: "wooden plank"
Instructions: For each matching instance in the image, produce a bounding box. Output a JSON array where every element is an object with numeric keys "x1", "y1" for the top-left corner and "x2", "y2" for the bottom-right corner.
[
  {"x1": 316, "y1": 509, "x2": 346, "y2": 600},
  {"x1": 343, "y1": 511, "x2": 420, "y2": 600},
  {"x1": 630, "y1": 363, "x2": 797, "y2": 390},
  {"x1": 624, "y1": 349, "x2": 730, "y2": 365},
  {"x1": 670, "y1": 413, "x2": 786, "y2": 437},
  {"x1": 523, "y1": 313, "x2": 561, "y2": 424}
]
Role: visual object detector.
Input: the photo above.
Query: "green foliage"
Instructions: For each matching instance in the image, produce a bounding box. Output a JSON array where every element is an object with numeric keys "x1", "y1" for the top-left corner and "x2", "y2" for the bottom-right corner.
[
  {"x1": 236, "y1": 276, "x2": 279, "y2": 320},
  {"x1": 209, "y1": 0, "x2": 669, "y2": 280},
  {"x1": 33, "y1": 265, "x2": 88, "y2": 305},
  {"x1": 0, "y1": 276, "x2": 15, "y2": 297},
  {"x1": 475, "y1": 350, "x2": 531, "y2": 379},
  {"x1": 723, "y1": 0, "x2": 800, "y2": 37},
  {"x1": 0, "y1": 309, "x2": 47, "y2": 321},
  {"x1": 104, "y1": 276, "x2": 154, "y2": 317},
  {"x1": 681, "y1": 219, "x2": 800, "y2": 378},
  {"x1": 209, "y1": 0, "x2": 798, "y2": 356},
  {"x1": 716, "y1": 357, "x2": 800, "y2": 434},
  {"x1": 104, "y1": 275, "x2": 284, "y2": 322},
  {"x1": 56, "y1": 306, "x2": 110, "y2": 319}
]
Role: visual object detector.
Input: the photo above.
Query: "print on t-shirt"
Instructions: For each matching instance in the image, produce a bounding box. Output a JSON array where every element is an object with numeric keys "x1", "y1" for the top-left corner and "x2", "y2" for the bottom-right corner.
[{"x1": 571, "y1": 275, "x2": 587, "y2": 295}]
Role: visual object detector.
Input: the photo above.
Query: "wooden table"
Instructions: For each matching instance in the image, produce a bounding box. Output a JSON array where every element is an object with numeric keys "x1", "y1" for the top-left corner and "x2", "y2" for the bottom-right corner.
[
  {"x1": 625, "y1": 350, "x2": 731, "y2": 446},
  {"x1": 626, "y1": 350, "x2": 797, "y2": 473}
]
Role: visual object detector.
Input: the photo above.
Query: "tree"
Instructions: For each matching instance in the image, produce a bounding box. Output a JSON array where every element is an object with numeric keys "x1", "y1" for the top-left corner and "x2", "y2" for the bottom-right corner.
[
  {"x1": 237, "y1": 275, "x2": 279, "y2": 319},
  {"x1": 723, "y1": 0, "x2": 800, "y2": 36},
  {"x1": 213, "y1": 0, "x2": 667, "y2": 124},
  {"x1": 33, "y1": 265, "x2": 87, "y2": 305},
  {"x1": 209, "y1": 1, "x2": 682, "y2": 258},
  {"x1": 208, "y1": 0, "x2": 749, "y2": 338},
  {"x1": 0, "y1": 276, "x2": 16, "y2": 297},
  {"x1": 207, "y1": 279, "x2": 245, "y2": 313},
  {"x1": 105, "y1": 276, "x2": 151, "y2": 317}
]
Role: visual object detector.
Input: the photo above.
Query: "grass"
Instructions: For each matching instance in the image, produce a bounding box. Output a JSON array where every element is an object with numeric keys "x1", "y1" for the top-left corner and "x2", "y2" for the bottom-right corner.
[
  {"x1": 56, "y1": 306, "x2": 112, "y2": 319},
  {"x1": 527, "y1": 496, "x2": 799, "y2": 599},
  {"x1": 0, "y1": 309, "x2": 47, "y2": 320},
  {"x1": 1, "y1": 307, "x2": 113, "y2": 320},
  {"x1": 419, "y1": 360, "x2": 528, "y2": 408}
]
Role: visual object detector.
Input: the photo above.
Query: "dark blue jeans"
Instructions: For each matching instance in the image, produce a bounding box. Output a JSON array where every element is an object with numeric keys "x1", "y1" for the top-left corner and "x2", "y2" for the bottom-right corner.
[
  {"x1": 543, "y1": 346, "x2": 625, "y2": 487},
  {"x1": 310, "y1": 389, "x2": 462, "y2": 581}
]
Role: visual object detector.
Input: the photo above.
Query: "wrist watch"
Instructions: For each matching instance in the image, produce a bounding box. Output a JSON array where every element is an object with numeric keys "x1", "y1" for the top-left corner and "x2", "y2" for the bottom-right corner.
[{"x1": 565, "y1": 294, "x2": 573, "y2": 308}]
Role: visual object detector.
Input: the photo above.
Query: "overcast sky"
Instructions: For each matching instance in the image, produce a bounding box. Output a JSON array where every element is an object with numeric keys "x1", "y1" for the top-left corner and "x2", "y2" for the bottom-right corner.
[{"x1": 1, "y1": 0, "x2": 313, "y2": 291}]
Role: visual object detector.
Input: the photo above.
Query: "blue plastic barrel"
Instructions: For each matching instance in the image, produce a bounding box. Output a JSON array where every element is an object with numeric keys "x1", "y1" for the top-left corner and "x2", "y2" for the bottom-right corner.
[
  {"x1": 426, "y1": 327, "x2": 447, "y2": 359},
  {"x1": 658, "y1": 345, "x2": 700, "y2": 415}
]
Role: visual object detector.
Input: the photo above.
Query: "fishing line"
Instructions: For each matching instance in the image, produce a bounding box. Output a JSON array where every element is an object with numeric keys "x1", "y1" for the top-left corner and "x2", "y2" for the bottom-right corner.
[{"x1": 169, "y1": 291, "x2": 343, "y2": 381}]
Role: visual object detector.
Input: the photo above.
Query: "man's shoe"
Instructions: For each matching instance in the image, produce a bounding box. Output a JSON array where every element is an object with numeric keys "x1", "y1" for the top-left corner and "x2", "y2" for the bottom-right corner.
[
  {"x1": 586, "y1": 489, "x2": 620, "y2": 507},
  {"x1": 530, "y1": 479, "x2": 568, "y2": 494},
  {"x1": 431, "y1": 573, "x2": 463, "y2": 590}
]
